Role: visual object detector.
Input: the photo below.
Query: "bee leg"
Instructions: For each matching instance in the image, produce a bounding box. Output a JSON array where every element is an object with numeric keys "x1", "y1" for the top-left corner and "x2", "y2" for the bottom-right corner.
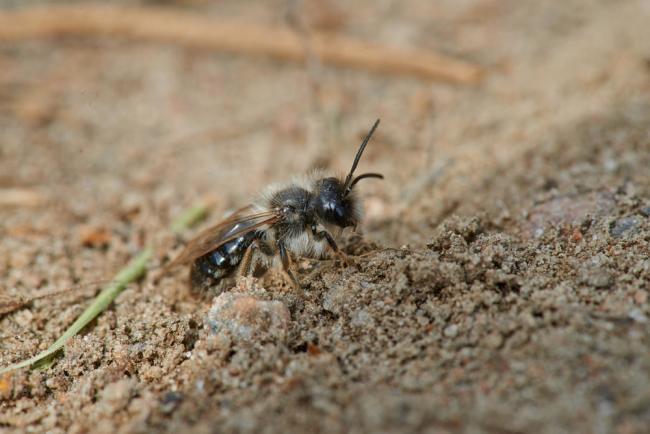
[
  {"x1": 238, "y1": 240, "x2": 271, "y2": 278},
  {"x1": 278, "y1": 241, "x2": 301, "y2": 290},
  {"x1": 334, "y1": 251, "x2": 354, "y2": 268},
  {"x1": 238, "y1": 240, "x2": 257, "y2": 277},
  {"x1": 311, "y1": 225, "x2": 353, "y2": 268}
]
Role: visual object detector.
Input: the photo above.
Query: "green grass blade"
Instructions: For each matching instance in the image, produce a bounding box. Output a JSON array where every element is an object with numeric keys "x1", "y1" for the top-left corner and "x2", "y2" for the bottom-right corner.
[
  {"x1": 170, "y1": 203, "x2": 209, "y2": 234},
  {"x1": 0, "y1": 203, "x2": 209, "y2": 374},
  {"x1": 0, "y1": 249, "x2": 152, "y2": 374}
]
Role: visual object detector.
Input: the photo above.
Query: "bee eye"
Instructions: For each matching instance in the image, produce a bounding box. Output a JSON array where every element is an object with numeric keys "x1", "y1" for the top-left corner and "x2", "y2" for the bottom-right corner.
[{"x1": 315, "y1": 196, "x2": 351, "y2": 227}]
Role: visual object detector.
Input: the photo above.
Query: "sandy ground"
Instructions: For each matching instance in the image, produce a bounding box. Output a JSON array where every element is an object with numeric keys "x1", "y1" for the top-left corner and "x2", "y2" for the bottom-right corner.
[{"x1": 1, "y1": 0, "x2": 650, "y2": 433}]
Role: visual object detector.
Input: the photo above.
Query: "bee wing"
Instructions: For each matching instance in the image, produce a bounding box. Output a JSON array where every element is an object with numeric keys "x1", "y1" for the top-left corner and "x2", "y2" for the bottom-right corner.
[{"x1": 165, "y1": 205, "x2": 279, "y2": 270}]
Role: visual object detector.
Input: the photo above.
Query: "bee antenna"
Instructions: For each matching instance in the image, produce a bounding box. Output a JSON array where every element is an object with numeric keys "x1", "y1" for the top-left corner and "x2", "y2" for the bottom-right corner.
[
  {"x1": 344, "y1": 119, "x2": 380, "y2": 195},
  {"x1": 348, "y1": 172, "x2": 384, "y2": 191}
]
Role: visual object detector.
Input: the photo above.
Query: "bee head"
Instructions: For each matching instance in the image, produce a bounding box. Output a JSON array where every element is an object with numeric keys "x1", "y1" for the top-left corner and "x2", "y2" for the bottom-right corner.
[
  {"x1": 313, "y1": 177, "x2": 357, "y2": 228},
  {"x1": 312, "y1": 119, "x2": 383, "y2": 228}
]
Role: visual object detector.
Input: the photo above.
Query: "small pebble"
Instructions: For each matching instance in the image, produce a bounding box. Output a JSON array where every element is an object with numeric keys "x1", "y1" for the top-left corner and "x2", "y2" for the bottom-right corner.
[
  {"x1": 100, "y1": 379, "x2": 136, "y2": 411},
  {"x1": 603, "y1": 159, "x2": 618, "y2": 172},
  {"x1": 633, "y1": 290, "x2": 647, "y2": 305},
  {"x1": 207, "y1": 292, "x2": 290, "y2": 341},
  {"x1": 640, "y1": 206, "x2": 650, "y2": 218},
  {"x1": 444, "y1": 324, "x2": 458, "y2": 338},
  {"x1": 0, "y1": 374, "x2": 13, "y2": 400},
  {"x1": 628, "y1": 308, "x2": 648, "y2": 324},
  {"x1": 579, "y1": 266, "x2": 613, "y2": 289},
  {"x1": 350, "y1": 309, "x2": 375, "y2": 328},
  {"x1": 524, "y1": 192, "x2": 615, "y2": 239},
  {"x1": 484, "y1": 332, "x2": 503, "y2": 349},
  {"x1": 78, "y1": 225, "x2": 111, "y2": 248},
  {"x1": 609, "y1": 216, "x2": 640, "y2": 238},
  {"x1": 160, "y1": 391, "x2": 184, "y2": 414}
]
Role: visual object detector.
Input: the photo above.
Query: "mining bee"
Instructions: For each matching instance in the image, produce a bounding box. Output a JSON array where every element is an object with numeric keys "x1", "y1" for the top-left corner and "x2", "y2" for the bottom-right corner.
[{"x1": 167, "y1": 119, "x2": 383, "y2": 292}]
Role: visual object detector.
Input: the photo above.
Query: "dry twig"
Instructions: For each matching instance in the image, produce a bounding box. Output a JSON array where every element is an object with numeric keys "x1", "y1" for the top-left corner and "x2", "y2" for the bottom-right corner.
[
  {"x1": 0, "y1": 188, "x2": 46, "y2": 208},
  {"x1": 0, "y1": 4, "x2": 484, "y2": 84}
]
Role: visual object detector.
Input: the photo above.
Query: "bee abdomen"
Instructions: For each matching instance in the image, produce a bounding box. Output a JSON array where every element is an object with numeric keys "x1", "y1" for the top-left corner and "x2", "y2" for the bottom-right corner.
[{"x1": 190, "y1": 230, "x2": 261, "y2": 293}]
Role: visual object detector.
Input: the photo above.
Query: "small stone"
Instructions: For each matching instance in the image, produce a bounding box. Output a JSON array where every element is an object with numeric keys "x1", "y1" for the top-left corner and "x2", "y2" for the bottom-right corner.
[
  {"x1": 322, "y1": 282, "x2": 348, "y2": 315},
  {"x1": 207, "y1": 293, "x2": 290, "y2": 341},
  {"x1": 350, "y1": 308, "x2": 375, "y2": 328},
  {"x1": 640, "y1": 206, "x2": 650, "y2": 218},
  {"x1": 633, "y1": 290, "x2": 647, "y2": 305},
  {"x1": 0, "y1": 374, "x2": 13, "y2": 400},
  {"x1": 610, "y1": 216, "x2": 640, "y2": 238},
  {"x1": 100, "y1": 379, "x2": 136, "y2": 411},
  {"x1": 571, "y1": 228, "x2": 583, "y2": 242},
  {"x1": 628, "y1": 308, "x2": 648, "y2": 323},
  {"x1": 523, "y1": 192, "x2": 615, "y2": 239},
  {"x1": 520, "y1": 311, "x2": 537, "y2": 328},
  {"x1": 444, "y1": 324, "x2": 458, "y2": 338},
  {"x1": 579, "y1": 265, "x2": 613, "y2": 289},
  {"x1": 508, "y1": 330, "x2": 529, "y2": 348},
  {"x1": 603, "y1": 158, "x2": 618, "y2": 172},
  {"x1": 160, "y1": 391, "x2": 183, "y2": 414},
  {"x1": 484, "y1": 332, "x2": 503, "y2": 349},
  {"x1": 78, "y1": 225, "x2": 111, "y2": 248},
  {"x1": 307, "y1": 343, "x2": 322, "y2": 356}
]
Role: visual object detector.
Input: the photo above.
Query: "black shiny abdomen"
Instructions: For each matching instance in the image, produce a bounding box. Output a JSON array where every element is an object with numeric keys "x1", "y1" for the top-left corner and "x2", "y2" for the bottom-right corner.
[{"x1": 190, "y1": 222, "x2": 262, "y2": 292}]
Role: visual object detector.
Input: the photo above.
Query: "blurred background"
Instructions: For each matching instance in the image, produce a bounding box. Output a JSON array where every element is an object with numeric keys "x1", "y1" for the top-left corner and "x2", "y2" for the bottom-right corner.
[{"x1": 1, "y1": 0, "x2": 649, "y2": 248}]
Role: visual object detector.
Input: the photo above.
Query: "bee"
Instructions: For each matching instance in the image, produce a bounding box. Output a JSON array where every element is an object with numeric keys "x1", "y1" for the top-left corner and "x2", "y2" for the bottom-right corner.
[{"x1": 166, "y1": 119, "x2": 383, "y2": 293}]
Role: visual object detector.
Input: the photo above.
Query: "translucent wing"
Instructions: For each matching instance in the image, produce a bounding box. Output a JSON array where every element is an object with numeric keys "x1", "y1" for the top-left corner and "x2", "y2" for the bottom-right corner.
[{"x1": 165, "y1": 205, "x2": 279, "y2": 270}]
